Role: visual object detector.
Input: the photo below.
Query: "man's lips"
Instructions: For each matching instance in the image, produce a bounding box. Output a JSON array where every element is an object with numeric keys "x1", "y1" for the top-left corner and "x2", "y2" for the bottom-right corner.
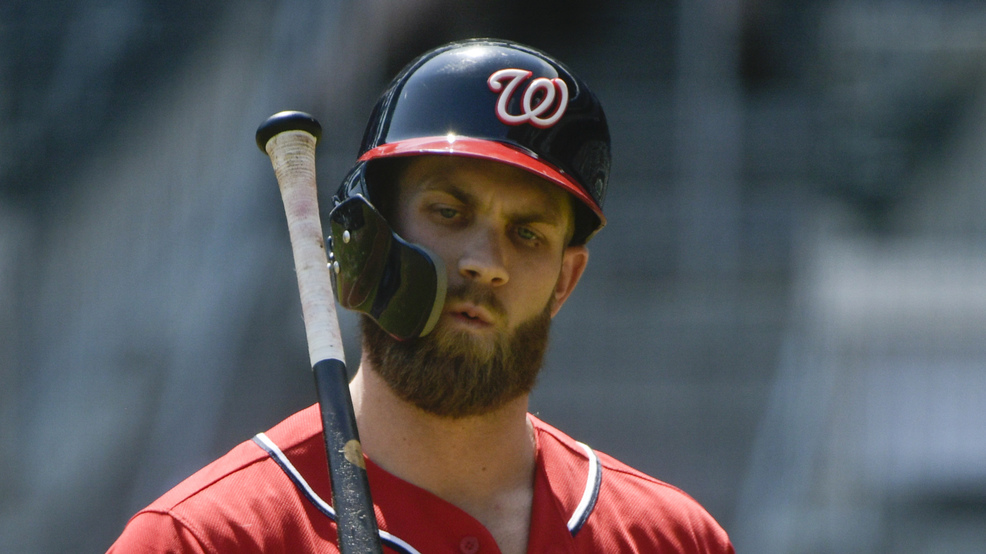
[{"x1": 445, "y1": 302, "x2": 496, "y2": 327}]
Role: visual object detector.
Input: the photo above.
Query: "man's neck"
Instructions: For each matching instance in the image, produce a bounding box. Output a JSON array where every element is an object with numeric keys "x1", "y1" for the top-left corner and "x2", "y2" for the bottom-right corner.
[{"x1": 349, "y1": 364, "x2": 536, "y2": 553}]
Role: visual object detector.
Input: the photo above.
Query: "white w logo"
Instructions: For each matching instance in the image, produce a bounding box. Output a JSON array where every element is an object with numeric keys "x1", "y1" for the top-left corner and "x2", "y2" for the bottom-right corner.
[{"x1": 487, "y1": 68, "x2": 569, "y2": 129}]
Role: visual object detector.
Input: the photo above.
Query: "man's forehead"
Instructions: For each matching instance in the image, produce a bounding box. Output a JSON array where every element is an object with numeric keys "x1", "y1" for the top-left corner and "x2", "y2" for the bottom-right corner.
[{"x1": 398, "y1": 155, "x2": 572, "y2": 210}]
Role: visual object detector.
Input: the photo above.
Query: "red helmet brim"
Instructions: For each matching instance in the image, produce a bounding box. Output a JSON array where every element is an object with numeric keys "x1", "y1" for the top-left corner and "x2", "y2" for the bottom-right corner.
[{"x1": 358, "y1": 136, "x2": 606, "y2": 229}]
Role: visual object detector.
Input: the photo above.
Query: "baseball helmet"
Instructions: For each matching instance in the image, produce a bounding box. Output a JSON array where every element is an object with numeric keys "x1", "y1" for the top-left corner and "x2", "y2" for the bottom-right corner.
[
  {"x1": 328, "y1": 39, "x2": 610, "y2": 340},
  {"x1": 338, "y1": 38, "x2": 610, "y2": 243}
]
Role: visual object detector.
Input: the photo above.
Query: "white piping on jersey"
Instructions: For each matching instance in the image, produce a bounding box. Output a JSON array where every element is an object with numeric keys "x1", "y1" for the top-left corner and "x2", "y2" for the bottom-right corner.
[
  {"x1": 567, "y1": 441, "x2": 602, "y2": 535},
  {"x1": 253, "y1": 432, "x2": 602, "y2": 545},
  {"x1": 252, "y1": 433, "x2": 421, "y2": 554}
]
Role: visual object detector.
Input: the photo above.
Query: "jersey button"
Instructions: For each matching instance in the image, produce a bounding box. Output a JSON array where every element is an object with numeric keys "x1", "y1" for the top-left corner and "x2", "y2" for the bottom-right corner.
[{"x1": 459, "y1": 536, "x2": 480, "y2": 554}]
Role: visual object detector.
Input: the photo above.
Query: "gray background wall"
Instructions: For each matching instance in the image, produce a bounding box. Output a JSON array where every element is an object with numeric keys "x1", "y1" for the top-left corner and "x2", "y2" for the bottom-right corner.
[{"x1": 3, "y1": 1, "x2": 986, "y2": 552}]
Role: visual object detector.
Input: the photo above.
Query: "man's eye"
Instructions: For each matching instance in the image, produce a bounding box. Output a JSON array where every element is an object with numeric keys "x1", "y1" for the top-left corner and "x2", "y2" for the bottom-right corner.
[
  {"x1": 517, "y1": 227, "x2": 538, "y2": 241},
  {"x1": 438, "y1": 207, "x2": 459, "y2": 219}
]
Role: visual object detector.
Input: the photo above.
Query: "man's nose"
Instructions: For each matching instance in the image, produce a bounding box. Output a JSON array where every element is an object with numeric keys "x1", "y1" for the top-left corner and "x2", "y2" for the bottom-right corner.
[{"x1": 458, "y1": 227, "x2": 509, "y2": 286}]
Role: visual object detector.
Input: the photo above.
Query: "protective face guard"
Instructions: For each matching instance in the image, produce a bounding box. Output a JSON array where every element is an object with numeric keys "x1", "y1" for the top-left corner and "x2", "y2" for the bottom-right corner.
[{"x1": 328, "y1": 195, "x2": 447, "y2": 340}]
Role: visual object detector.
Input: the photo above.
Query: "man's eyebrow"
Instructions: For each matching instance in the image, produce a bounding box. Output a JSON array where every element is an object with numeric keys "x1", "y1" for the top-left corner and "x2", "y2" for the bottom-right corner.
[
  {"x1": 419, "y1": 181, "x2": 476, "y2": 206},
  {"x1": 512, "y1": 208, "x2": 566, "y2": 227},
  {"x1": 416, "y1": 177, "x2": 568, "y2": 229}
]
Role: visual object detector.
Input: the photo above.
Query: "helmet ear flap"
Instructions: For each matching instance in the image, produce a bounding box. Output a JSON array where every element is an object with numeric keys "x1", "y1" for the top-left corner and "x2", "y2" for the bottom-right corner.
[{"x1": 328, "y1": 195, "x2": 446, "y2": 340}]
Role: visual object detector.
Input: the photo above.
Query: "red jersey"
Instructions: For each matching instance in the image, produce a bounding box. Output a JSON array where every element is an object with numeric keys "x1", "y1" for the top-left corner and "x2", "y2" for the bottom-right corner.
[{"x1": 108, "y1": 405, "x2": 733, "y2": 553}]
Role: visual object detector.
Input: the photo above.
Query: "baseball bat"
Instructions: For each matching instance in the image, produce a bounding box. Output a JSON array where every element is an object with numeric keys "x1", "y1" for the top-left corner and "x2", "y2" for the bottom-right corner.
[{"x1": 256, "y1": 111, "x2": 383, "y2": 554}]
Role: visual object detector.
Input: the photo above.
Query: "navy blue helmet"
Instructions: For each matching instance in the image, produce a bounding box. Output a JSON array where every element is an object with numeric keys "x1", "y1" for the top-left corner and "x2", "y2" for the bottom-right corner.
[{"x1": 337, "y1": 38, "x2": 610, "y2": 244}]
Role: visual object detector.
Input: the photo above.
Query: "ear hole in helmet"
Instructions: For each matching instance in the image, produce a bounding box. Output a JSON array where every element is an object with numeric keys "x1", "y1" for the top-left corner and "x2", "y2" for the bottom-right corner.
[
  {"x1": 362, "y1": 157, "x2": 410, "y2": 222},
  {"x1": 571, "y1": 203, "x2": 600, "y2": 246}
]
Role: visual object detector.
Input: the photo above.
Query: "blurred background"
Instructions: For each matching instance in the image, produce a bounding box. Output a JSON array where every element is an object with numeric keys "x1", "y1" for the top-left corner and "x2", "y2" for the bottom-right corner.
[{"x1": 3, "y1": 0, "x2": 986, "y2": 552}]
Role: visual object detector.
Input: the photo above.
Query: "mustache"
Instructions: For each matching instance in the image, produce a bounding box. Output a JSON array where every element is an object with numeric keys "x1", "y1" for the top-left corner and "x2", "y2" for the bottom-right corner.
[{"x1": 445, "y1": 282, "x2": 506, "y2": 319}]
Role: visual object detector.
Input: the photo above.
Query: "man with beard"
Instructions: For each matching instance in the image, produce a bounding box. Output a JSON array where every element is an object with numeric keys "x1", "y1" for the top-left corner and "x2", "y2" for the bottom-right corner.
[{"x1": 108, "y1": 40, "x2": 734, "y2": 553}]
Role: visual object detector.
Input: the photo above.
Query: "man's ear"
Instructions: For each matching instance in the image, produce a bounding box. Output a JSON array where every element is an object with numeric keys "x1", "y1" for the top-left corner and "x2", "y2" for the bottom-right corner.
[{"x1": 551, "y1": 245, "x2": 589, "y2": 317}]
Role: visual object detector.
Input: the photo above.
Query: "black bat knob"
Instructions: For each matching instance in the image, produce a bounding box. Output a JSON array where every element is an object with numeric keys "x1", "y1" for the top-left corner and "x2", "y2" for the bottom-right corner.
[{"x1": 255, "y1": 111, "x2": 322, "y2": 152}]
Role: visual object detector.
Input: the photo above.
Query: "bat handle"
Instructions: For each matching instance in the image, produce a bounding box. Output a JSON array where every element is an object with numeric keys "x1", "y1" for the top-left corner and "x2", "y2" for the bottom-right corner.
[
  {"x1": 257, "y1": 111, "x2": 383, "y2": 554},
  {"x1": 315, "y1": 358, "x2": 381, "y2": 553}
]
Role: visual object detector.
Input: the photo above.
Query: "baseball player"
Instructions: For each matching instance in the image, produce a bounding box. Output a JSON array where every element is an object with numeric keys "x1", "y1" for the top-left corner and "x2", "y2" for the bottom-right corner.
[{"x1": 108, "y1": 39, "x2": 734, "y2": 553}]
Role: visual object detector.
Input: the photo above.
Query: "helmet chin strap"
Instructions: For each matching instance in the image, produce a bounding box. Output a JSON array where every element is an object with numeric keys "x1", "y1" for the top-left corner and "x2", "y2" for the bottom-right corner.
[{"x1": 328, "y1": 195, "x2": 447, "y2": 341}]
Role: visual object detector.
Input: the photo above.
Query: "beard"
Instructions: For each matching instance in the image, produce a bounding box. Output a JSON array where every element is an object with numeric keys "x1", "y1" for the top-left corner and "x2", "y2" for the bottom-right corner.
[{"x1": 360, "y1": 283, "x2": 553, "y2": 419}]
